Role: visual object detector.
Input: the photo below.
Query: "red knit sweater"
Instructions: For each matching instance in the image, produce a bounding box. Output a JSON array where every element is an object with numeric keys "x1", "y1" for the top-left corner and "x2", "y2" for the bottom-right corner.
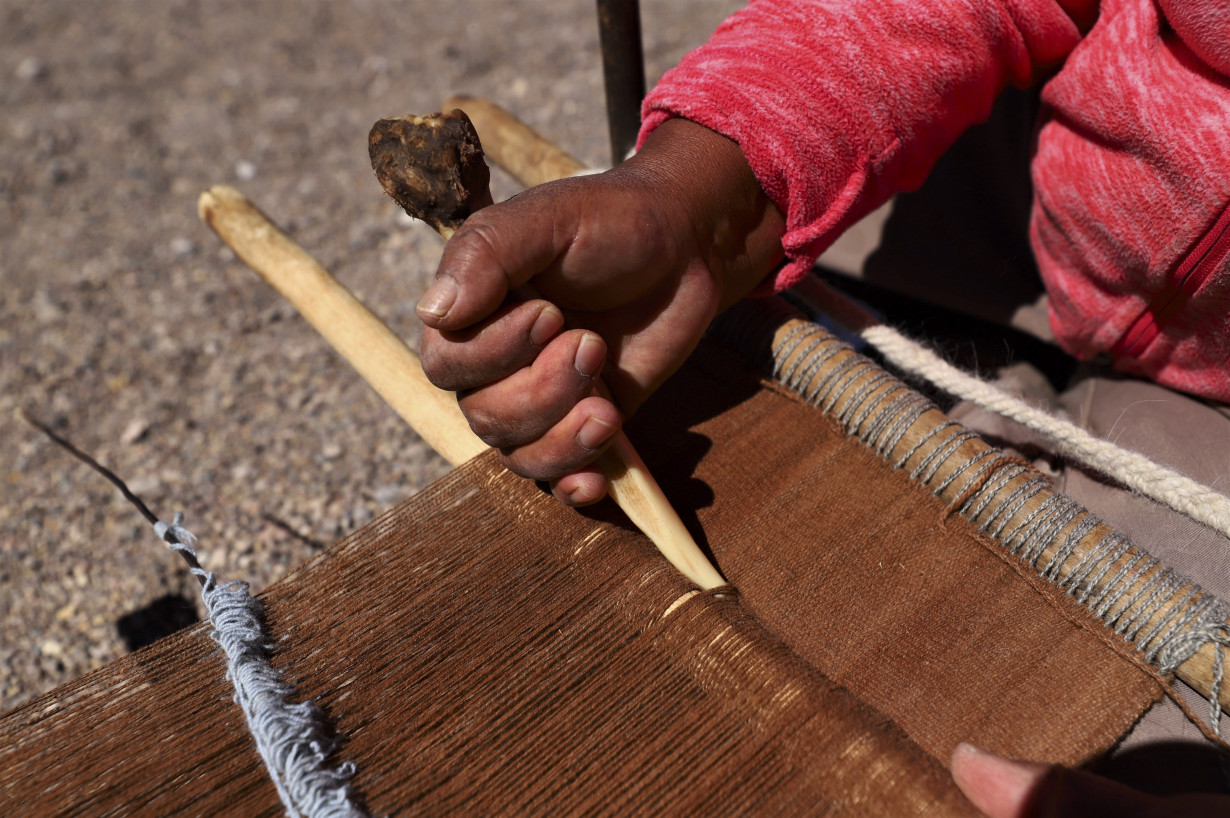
[{"x1": 640, "y1": 0, "x2": 1230, "y2": 402}]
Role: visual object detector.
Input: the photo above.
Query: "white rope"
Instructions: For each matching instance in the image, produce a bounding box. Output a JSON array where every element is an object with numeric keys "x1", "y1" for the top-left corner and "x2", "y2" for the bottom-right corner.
[{"x1": 860, "y1": 324, "x2": 1230, "y2": 541}]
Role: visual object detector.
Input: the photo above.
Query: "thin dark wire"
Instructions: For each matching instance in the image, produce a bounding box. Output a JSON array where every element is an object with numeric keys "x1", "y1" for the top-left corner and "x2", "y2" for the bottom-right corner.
[
  {"x1": 19, "y1": 409, "x2": 207, "y2": 583},
  {"x1": 19, "y1": 408, "x2": 159, "y2": 525}
]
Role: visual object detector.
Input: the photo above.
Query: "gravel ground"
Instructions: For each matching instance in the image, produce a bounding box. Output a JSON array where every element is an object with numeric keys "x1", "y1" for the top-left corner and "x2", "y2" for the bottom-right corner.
[{"x1": 0, "y1": 0, "x2": 741, "y2": 713}]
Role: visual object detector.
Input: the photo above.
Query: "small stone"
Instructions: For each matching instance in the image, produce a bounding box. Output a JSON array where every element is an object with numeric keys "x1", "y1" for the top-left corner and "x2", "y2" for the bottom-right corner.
[
  {"x1": 15, "y1": 57, "x2": 45, "y2": 82},
  {"x1": 362, "y1": 55, "x2": 389, "y2": 74},
  {"x1": 31, "y1": 287, "x2": 62, "y2": 322},
  {"x1": 343, "y1": 504, "x2": 373, "y2": 532},
  {"x1": 120, "y1": 417, "x2": 149, "y2": 445},
  {"x1": 46, "y1": 157, "x2": 75, "y2": 185},
  {"x1": 40, "y1": 640, "x2": 63, "y2": 658},
  {"x1": 320, "y1": 441, "x2": 343, "y2": 460},
  {"x1": 126, "y1": 474, "x2": 160, "y2": 496},
  {"x1": 169, "y1": 236, "x2": 195, "y2": 256},
  {"x1": 372, "y1": 484, "x2": 405, "y2": 508},
  {"x1": 235, "y1": 160, "x2": 257, "y2": 181}
]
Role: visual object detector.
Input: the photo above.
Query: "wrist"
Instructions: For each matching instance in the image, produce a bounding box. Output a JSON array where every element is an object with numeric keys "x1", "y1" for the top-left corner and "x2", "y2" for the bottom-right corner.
[{"x1": 622, "y1": 118, "x2": 786, "y2": 308}]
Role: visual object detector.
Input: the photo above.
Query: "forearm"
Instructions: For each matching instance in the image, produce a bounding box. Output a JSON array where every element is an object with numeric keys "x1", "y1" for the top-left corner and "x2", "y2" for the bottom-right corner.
[{"x1": 640, "y1": 0, "x2": 1095, "y2": 289}]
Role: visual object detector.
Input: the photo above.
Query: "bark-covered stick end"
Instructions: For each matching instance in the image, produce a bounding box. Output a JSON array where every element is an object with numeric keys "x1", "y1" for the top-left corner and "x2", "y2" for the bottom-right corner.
[{"x1": 368, "y1": 109, "x2": 493, "y2": 236}]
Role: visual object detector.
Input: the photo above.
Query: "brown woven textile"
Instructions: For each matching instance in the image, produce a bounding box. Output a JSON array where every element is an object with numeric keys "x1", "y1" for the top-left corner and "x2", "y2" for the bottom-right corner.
[
  {"x1": 630, "y1": 343, "x2": 1164, "y2": 766},
  {"x1": 0, "y1": 339, "x2": 1163, "y2": 815},
  {"x1": 2, "y1": 456, "x2": 972, "y2": 816}
]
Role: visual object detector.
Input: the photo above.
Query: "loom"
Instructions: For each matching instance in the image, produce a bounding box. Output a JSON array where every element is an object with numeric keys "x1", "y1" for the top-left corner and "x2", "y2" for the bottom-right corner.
[{"x1": 2, "y1": 98, "x2": 1227, "y2": 816}]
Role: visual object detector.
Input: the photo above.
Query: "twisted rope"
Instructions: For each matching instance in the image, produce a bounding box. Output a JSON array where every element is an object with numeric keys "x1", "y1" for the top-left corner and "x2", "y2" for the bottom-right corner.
[
  {"x1": 20, "y1": 411, "x2": 366, "y2": 817},
  {"x1": 862, "y1": 324, "x2": 1230, "y2": 542}
]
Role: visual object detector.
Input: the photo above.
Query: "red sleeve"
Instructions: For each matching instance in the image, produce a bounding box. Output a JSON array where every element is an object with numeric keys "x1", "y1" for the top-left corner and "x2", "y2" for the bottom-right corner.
[{"x1": 639, "y1": 0, "x2": 1096, "y2": 289}]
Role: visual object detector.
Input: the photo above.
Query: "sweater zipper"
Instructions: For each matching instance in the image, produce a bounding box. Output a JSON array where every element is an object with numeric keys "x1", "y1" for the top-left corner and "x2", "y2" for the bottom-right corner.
[{"x1": 1112, "y1": 197, "x2": 1230, "y2": 360}]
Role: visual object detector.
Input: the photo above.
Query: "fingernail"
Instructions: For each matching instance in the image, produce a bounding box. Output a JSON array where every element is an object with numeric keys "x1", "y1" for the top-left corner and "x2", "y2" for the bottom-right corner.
[
  {"x1": 991, "y1": 754, "x2": 1048, "y2": 789},
  {"x1": 573, "y1": 332, "x2": 604, "y2": 378},
  {"x1": 417, "y1": 276, "x2": 458, "y2": 319},
  {"x1": 577, "y1": 415, "x2": 617, "y2": 450},
  {"x1": 567, "y1": 487, "x2": 594, "y2": 505},
  {"x1": 951, "y1": 743, "x2": 1049, "y2": 813},
  {"x1": 953, "y1": 743, "x2": 989, "y2": 762},
  {"x1": 530, "y1": 304, "x2": 564, "y2": 346}
]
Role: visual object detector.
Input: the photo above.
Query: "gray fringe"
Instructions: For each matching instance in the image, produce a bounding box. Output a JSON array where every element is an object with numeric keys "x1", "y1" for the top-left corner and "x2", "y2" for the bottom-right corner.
[{"x1": 156, "y1": 513, "x2": 366, "y2": 818}]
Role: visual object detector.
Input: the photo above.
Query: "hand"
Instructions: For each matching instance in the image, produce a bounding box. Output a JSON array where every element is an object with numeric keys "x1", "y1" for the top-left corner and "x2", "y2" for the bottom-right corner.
[
  {"x1": 417, "y1": 118, "x2": 784, "y2": 505},
  {"x1": 951, "y1": 743, "x2": 1230, "y2": 817}
]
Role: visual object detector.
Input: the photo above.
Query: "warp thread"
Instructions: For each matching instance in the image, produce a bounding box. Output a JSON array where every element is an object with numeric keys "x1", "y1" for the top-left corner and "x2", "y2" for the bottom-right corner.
[{"x1": 155, "y1": 513, "x2": 367, "y2": 818}]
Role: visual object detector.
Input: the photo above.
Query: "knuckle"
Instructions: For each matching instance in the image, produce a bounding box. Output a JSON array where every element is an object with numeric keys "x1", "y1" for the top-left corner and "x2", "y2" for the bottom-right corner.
[
  {"x1": 418, "y1": 351, "x2": 458, "y2": 391},
  {"x1": 499, "y1": 451, "x2": 549, "y2": 483},
  {"x1": 420, "y1": 332, "x2": 482, "y2": 392},
  {"x1": 463, "y1": 404, "x2": 530, "y2": 450},
  {"x1": 451, "y1": 217, "x2": 506, "y2": 271},
  {"x1": 462, "y1": 406, "x2": 506, "y2": 448},
  {"x1": 418, "y1": 359, "x2": 447, "y2": 390},
  {"x1": 503, "y1": 439, "x2": 594, "y2": 484},
  {"x1": 502, "y1": 450, "x2": 565, "y2": 483}
]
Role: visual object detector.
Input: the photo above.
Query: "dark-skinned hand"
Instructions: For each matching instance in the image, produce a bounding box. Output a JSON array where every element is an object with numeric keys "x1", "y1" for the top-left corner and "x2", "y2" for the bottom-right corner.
[{"x1": 417, "y1": 118, "x2": 785, "y2": 505}]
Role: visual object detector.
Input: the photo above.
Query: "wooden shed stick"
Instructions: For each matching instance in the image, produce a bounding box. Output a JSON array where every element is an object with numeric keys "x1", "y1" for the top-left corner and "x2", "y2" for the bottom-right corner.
[{"x1": 199, "y1": 185, "x2": 482, "y2": 467}]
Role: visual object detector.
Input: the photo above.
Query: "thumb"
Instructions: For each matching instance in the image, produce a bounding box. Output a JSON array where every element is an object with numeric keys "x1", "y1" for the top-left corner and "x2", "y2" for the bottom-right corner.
[
  {"x1": 952, "y1": 743, "x2": 1051, "y2": 818},
  {"x1": 950, "y1": 743, "x2": 1171, "y2": 818},
  {"x1": 417, "y1": 185, "x2": 575, "y2": 331}
]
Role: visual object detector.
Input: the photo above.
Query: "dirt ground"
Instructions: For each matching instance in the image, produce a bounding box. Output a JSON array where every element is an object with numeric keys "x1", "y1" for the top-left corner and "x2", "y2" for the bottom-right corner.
[{"x1": 0, "y1": 0, "x2": 742, "y2": 712}]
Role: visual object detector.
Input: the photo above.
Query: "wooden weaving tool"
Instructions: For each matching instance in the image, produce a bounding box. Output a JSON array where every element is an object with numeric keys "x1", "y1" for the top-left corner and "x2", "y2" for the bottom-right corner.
[{"x1": 199, "y1": 109, "x2": 724, "y2": 592}]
